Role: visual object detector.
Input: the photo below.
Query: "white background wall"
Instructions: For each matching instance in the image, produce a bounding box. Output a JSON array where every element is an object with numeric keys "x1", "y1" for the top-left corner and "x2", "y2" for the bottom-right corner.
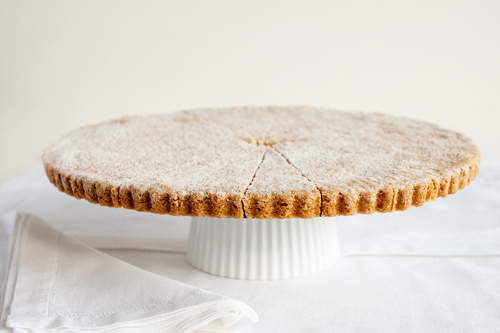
[{"x1": 1, "y1": 0, "x2": 499, "y2": 183}]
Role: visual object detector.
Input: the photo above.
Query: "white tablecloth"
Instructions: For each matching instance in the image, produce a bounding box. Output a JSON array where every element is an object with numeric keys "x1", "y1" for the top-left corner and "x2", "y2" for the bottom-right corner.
[{"x1": 1, "y1": 162, "x2": 500, "y2": 332}]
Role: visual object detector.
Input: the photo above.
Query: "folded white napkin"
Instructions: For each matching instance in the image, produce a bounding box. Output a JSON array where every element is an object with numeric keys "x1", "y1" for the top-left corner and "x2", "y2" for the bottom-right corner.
[{"x1": 0, "y1": 213, "x2": 257, "y2": 333}]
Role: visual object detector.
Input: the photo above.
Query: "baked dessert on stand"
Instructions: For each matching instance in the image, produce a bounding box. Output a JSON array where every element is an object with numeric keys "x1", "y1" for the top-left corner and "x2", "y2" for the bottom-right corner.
[{"x1": 42, "y1": 107, "x2": 481, "y2": 280}]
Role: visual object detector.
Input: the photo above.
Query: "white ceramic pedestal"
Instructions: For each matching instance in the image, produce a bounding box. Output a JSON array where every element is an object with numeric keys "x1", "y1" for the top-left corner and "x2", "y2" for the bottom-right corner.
[{"x1": 187, "y1": 217, "x2": 340, "y2": 280}]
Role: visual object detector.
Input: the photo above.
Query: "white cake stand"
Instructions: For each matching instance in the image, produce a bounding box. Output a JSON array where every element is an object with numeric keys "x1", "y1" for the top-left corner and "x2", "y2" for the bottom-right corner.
[{"x1": 187, "y1": 217, "x2": 340, "y2": 280}]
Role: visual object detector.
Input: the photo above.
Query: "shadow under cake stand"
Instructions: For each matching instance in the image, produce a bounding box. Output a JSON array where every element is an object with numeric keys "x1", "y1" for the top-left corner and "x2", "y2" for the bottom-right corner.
[{"x1": 42, "y1": 107, "x2": 481, "y2": 280}]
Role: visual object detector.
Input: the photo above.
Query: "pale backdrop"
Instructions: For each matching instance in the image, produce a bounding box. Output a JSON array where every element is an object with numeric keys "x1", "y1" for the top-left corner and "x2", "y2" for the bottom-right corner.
[{"x1": 1, "y1": 0, "x2": 499, "y2": 183}]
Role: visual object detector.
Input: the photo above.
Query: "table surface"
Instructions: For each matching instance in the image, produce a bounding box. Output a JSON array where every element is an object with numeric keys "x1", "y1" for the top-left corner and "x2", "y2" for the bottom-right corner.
[{"x1": 1, "y1": 162, "x2": 500, "y2": 332}]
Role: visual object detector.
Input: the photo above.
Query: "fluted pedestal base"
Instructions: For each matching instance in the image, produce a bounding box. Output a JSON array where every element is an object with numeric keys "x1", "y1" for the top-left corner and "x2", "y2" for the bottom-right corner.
[{"x1": 187, "y1": 217, "x2": 340, "y2": 280}]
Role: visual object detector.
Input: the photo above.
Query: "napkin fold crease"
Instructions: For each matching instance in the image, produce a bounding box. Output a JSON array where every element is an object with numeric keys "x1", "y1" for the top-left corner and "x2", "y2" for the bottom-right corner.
[{"x1": 1, "y1": 214, "x2": 258, "y2": 333}]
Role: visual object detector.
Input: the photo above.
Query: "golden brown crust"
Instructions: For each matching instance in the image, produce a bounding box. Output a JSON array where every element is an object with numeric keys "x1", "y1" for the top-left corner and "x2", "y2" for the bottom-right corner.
[
  {"x1": 242, "y1": 191, "x2": 321, "y2": 219},
  {"x1": 44, "y1": 157, "x2": 480, "y2": 218}
]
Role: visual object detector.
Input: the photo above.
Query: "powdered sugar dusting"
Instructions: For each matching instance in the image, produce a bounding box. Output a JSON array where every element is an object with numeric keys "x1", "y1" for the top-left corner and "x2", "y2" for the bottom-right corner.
[{"x1": 245, "y1": 147, "x2": 319, "y2": 196}]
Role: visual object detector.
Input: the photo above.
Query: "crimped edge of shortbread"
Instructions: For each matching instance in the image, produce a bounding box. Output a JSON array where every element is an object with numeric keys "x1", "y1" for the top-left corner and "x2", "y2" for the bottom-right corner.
[
  {"x1": 321, "y1": 161, "x2": 480, "y2": 216},
  {"x1": 43, "y1": 155, "x2": 480, "y2": 219}
]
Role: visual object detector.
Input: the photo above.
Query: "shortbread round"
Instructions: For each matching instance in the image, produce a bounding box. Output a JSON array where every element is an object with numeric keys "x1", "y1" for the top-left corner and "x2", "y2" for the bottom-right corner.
[{"x1": 42, "y1": 107, "x2": 481, "y2": 219}]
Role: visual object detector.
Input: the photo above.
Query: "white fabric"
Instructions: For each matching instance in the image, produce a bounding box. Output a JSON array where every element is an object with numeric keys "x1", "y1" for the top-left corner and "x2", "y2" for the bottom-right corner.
[
  {"x1": 125, "y1": 251, "x2": 500, "y2": 332},
  {"x1": 1, "y1": 161, "x2": 500, "y2": 332},
  {"x1": 0, "y1": 214, "x2": 257, "y2": 332}
]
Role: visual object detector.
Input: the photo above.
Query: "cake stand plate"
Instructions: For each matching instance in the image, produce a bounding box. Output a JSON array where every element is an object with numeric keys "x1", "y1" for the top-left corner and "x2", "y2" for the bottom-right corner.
[{"x1": 187, "y1": 217, "x2": 340, "y2": 280}]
